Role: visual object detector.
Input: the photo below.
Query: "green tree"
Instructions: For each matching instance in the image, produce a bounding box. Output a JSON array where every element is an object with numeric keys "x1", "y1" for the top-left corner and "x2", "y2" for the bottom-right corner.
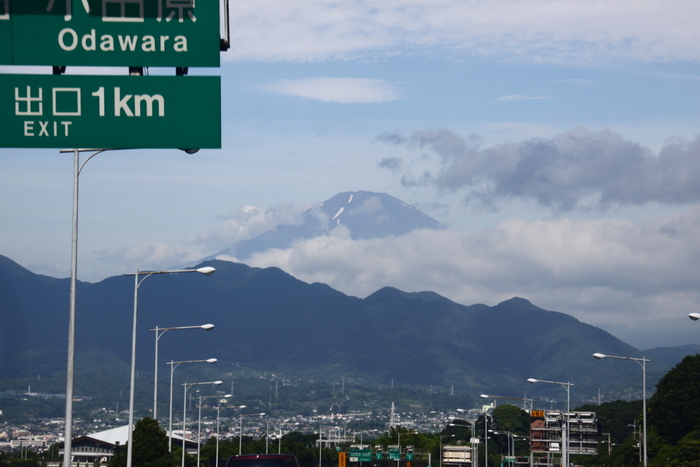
[
  {"x1": 110, "y1": 417, "x2": 175, "y2": 467},
  {"x1": 491, "y1": 404, "x2": 529, "y2": 435},
  {"x1": 648, "y1": 354, "x2": 700, "y2": 444},
  {"x1": 578, "y1": 400, "x2": 642, "y2": 446}
]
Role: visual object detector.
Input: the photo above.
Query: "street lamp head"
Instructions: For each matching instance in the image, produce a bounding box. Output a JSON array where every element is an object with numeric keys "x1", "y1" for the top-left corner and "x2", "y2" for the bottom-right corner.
[
  {"x1": 222, "y1": 394, "x2": 232, "y2": 399},
  {"x1": 180, "y1": 148, "x2": 200, "y2": 154},
  {"x1": 213, "y1": 380, "x2": 223, "y2": 385},
  {"x1": 593, "y1": 353, "x2": 606, "y2": 359},
  {"x1": 527, "y1": 378, "x2": 538, "y2": 384},
  {"x1": 689, "y1": 313, "x2": 700, "y2": 321},
  {"x1": 206, "y1": 358, "x2": 218, "y2": 364},
  {"x1": 480, "y1": 394, "x2": 489, "y2": 399},
  {"x1": 201, "y1": 324, "x2": 215, "y2": 330},
  {"x1": 196, "y1": 266, "x2": 216, "y2": 276}
]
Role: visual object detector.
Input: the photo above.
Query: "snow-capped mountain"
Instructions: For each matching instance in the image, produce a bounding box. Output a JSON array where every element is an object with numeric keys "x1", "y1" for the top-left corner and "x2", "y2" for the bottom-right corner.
[{"x1": 208, "y1": 191, "x2": 446, "y2": 261}]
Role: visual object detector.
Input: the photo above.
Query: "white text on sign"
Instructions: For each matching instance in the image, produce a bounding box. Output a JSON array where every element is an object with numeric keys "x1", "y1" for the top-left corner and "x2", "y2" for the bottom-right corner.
[
  {"x1": 15, "y1": 85, "x2": 166, "y2": 138},
  {"x1": 58, "y1": 28, "x2": 188, "y2": 53}
]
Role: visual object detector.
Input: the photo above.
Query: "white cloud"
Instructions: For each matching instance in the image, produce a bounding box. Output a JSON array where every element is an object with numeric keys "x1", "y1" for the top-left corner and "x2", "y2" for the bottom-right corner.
[
  {"x1": 260, "y1": 77, "x2": 401, "y2": 103},
  {"x1": 228, "y1": 0, "x2": 700, "y2": 63},
  {"x1": 495, "y1": 95, "x2": 554, "y2": 103},
  {"x1": 378, "y1": 127, "x2": 700, "y2": 211},
  {"x1": 242, "y1": 206, "x2": 700, "y2": 349},
  {"x1": 195, "y1": 204, "x2": 302, "y2": 251},
  {"x1": 94, "y1": 243, "x2": 192, "y2": 274}
]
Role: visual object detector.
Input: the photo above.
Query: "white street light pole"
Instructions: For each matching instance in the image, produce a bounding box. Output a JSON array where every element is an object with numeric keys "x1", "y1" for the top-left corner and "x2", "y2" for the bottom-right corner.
[
  {"x1": 151, "y1": 324, "x2": 215, "y2": 419},
  {"x1": 480, "y1": 395, "x2": 535, "y2": 467},
  {"x1": 167, "y1": 359, "x2": 218, "y2": 452},
  {"x1": 485, "y1": 414, "x2": 489, "y2": 467},
  {"x1": 214, "y1": 402, "x2": 230, "y2": 467},
  {"x1": 528, "y1": 378, "x2": 573, "y2": 467},
  {"x1": 439, "y1": 434, "x2": 455, "y2": 467},
  {"x1": 452, "y1": 411, "x2": 474, "y2": 467},
  {"x1": 489, "y1": 430, "x2": 514, "y2": 467},
  {"x1": 62, "y1": 148, "x2": 126, "y2": 467},
  {"x1": 125, "y1": 267, "x2": 215, "y2": 467},
  {"x1": 182, "y1": 381, "x2": 222, "y2": 467},
  {"x1": 593, "y1": 353, "x2": 650, "y2": 467},
  {"x1": 60, "y1": 147, "x2": 199, "y2": 467},
  {"x1": 240, "y1": 412, "x2": 265, "y2": 455},
  {"x1": 198, "y1": 394, "x2": 231, "y2": 467}
]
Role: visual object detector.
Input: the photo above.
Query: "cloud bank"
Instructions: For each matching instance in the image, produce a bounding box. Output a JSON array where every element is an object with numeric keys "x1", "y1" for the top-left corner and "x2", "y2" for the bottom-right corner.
[
  {"x1": 229, "y1": 0, "x2": 700, "y2": 63},
  {"x1": 233, "y1": 206, "x2": 700, "y2": 349},
  {"x1": 378, "y1": 127, "x2": 700, "y2": 212}
]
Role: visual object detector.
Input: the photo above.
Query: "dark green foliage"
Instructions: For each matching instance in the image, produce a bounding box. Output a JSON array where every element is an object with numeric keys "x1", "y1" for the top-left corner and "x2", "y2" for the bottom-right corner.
[
  {"x1": 440, "y1": 418, "x2": 471, "y2": 442},
  {"x1": 109, "y1": 417, "x2": 175, "y2": 467},
  {"x1": 491, "y1": 404, "x2": 530, "y2": 435},
  {"x1": 648, "y1": 354, "x2": 700, "y2": 443},
  {"x1": 578, "y1": 400, "x2": 642, "y2": 445},
  {"x1": 0, "y1": 450, "x2": 41, "y2": 467},
  {"x1": 488, "y1": 405, "x2": 530, "y2": 459}
]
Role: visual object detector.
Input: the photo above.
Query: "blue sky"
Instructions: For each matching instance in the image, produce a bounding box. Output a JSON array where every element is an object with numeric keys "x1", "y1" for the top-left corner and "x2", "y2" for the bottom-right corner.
[{"x1": 3, "y1": 0, "x2": 700, "y2": 350}]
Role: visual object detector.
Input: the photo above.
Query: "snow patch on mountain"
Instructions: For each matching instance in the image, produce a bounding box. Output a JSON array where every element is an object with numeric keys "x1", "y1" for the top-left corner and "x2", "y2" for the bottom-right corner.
[{"x1": 200, "y1": 191, "x2": 446, "y2": 262}]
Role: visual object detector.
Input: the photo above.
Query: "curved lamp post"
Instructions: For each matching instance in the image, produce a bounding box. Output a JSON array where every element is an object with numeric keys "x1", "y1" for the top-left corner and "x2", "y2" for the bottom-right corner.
[
  {"x1": 449, "y1": 417, "x2": 472, "y2": 466},
  {"x1": 182, "y1": 381, "x2": 222, "y2": 467},
  {"x1": 125, "y1": 266, "x2": 215, "y2": 467},
  {"x1": 240, "y1": 412, "x2": 265, "y2": 455},
  {"x1": 484, "y1": 415, "x2": 490, "y2": 467},
  {"x1": 593, "y1": 353, "x2": 650, "y2": 467},
  {"x1": 439, "y1": 434, "x2": 455, "y2": 467},
  {"x1": 488, "y1": 430, "x2": 514, "y2": 467},
  {"x1": 167, "y1": 358, "x2": 218, "y2": 452},
  {"x1": 214, "y1": 402, "x2": 234, "y2": 467},
  {"x1": 480, "y1": 395, "x2": 535, "y2": 467},
  {"x1": 460, "y1": 407, "x2": 490, "y2": 467},
  {"x1": 198, "y1": 394, "x2": 231, "y2": 467},
  {"x1": 151, "y1": 324, "x2": 215, "y2": 419},
  {"x1": 62, "y1": 148, "x2": 129, "y2": 467},
  {"x1": 60, "y1": 147, "x2": 201, "y2": 467},
  {"x1": 527, "y1": 378, "x2": 573, "y2": 467}
]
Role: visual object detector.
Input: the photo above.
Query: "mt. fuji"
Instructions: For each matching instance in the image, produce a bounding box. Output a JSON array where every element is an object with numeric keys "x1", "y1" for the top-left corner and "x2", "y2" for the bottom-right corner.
[{"x1": 204, "y1": 191, "x2": 446, "y2": 261}]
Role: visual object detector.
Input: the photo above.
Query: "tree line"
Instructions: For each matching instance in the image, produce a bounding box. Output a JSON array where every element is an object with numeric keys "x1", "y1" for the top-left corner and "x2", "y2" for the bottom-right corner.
[{"x1": 4, "y1": 354, "x2": 700, "y2": 467}]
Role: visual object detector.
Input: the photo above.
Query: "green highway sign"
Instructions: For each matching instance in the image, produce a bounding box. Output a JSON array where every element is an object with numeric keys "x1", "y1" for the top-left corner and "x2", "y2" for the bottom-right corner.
[
  {"x1": 349, "y1": 450, "x2": 373, "y2": 462},
  {"x1": 388, "y1": 448, "x2": 400, "y2": 461},
  {"x1": 0, "y1": 1, "x2": 10, "y2": 64},
  {"x1": 0, "y1": 74, "x2": 221, "y2": 149},
  {"x1": 1, "y1": 0, "x2": 220, "y2": 67}
]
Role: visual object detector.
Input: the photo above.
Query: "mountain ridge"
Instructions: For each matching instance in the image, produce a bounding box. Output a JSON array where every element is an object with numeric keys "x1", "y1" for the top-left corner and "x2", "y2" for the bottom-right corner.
[{"x1": 0, "y1": 254, "x2": 688, "y2": 409}]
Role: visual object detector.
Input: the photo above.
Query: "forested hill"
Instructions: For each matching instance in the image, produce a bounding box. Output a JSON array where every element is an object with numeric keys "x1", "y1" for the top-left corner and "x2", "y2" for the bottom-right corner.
[{"x1": 0, "y1": 255, "x2": 675, "y2": 403}]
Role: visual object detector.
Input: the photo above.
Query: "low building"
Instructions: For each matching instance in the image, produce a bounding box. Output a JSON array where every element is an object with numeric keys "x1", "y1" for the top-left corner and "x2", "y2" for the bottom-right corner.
[
  {"x1": 52, "y1": 426, "x2": 198, "y2": 467},
  {"x1": 530, "y1": 410, "x2": 598, "y2": 465}
]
